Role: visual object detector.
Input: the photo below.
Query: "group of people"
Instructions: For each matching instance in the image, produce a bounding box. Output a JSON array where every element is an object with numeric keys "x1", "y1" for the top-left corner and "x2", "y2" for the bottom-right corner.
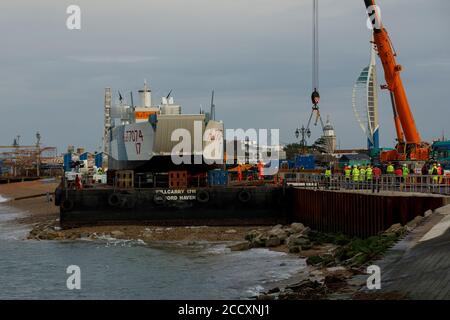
[
  {"x1": 323, "y1": 163, "x2": 410, "y2": 192},
  {"x1": 323, "y1": 161, "x2": 447, "y2": 192},
  {"x1": 343, "y1": 164, "x2": 383, "y2": 182},
  {"x1": 422, "y1": 162, "x2": 445, "y2": 184}
]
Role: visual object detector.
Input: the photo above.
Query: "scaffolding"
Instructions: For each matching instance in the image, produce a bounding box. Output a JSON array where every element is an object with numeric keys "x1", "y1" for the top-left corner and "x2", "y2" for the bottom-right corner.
[{"x1": 0, "y1": 134, "x2": 62, "y2": 178}]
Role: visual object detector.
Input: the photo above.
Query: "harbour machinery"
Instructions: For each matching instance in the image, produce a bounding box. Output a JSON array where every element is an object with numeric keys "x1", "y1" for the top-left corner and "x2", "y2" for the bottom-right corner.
[{"x1": 363, "y1": 0, "x2": 430, "y2": 162}]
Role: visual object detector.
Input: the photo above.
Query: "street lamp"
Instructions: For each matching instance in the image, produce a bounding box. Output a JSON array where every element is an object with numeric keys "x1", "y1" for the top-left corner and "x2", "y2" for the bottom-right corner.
[
  {"x1": 295, "y1": 125, "x2": 309, "y2": 148},
  {"x1": 36, "y1": 131, "x2": 41, "y2": 177}
]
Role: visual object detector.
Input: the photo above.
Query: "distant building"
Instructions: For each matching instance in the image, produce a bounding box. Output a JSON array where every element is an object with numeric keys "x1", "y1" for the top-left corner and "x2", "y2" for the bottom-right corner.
[
  {"x1": 352, "y1": 39, "x2": 380, "y2": 150},
  {"x1": 322, "y1": 116, "x2": 337, "y2": 154}
]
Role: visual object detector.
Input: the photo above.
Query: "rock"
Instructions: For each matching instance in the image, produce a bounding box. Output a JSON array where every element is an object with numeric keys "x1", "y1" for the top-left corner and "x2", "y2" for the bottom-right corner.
[
  {"x1": 111, "y1": 230, "x2": 125, "y2": 237},
  {"x1": 268, "y1": 228, "x2": 288, "y2": 242},
  {"x1": 45, "y1": 231, "x2": 64, "y2": 240},
  {"x1": 290, "y1": 222, "x2": 305, "y2": 233},
  {"x1": 228, "y1": 241, "x2": 250, "y2": 251},
  {"x1": 424, "y1": 210, "x2": 433, "y2": 218},
  {"x1": 287, "y1": 234, "x2": 312, "y2": 250},
  {"x1": 326, "y1": 266, "x2": 347, "y2": 273},
  {"x1": 384, "y1": 223, "x2": 405, "y2": 235},
  {"x1": 245, "y1": 230, "x2": 262, "y2": 241},
  {"x1": 406, "y1": 215, "x2": 424, "y2": 231},
  {"x1": 288, "y1": 246, "x2": 301, "y2": 254},
  {"x1": 79, "y1": 232, "x2": 90, "y2": 238},
  {"x1": 267, "y1": 287, "x2": 280, "y2": 294},
  {"x1": 287, "y1": 235, "x2": 311, "y2": 247},
  {"x1": 251, "y1": 234, "x2": 267, "y2": 248},
  {"x1": 225, "y1": 229, "x2": 237, "y2": 234},
  {"x1": 265, "y1": 236, "x2": 281, "y2": 247},
  {"x1": 257, "y1": 294, "x2": 276, "y2": 300},
  {"x1": 324, "y1": 274, "x2": 347, "y2": 290},
  {"x1": 300, "y1": 227, "x2": 311, "y2": 236}
]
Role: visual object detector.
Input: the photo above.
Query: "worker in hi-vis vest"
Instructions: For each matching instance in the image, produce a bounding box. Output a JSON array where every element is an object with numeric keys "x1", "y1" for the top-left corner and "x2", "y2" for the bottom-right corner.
[
  {"x1": 344, "y1": 165, "x2": 351, "y2": 189},
  {"x1": 325, "y1": 167, "x2": 332, "y2": 189},
  {"x1": 359, "y1": 166, "x2": 366, "y2": 182},
  {"x1": 352, "y1": 165, "x2": 360, "y2": 183},
  {"x1": 402, "y1": 164, "x2": 410, "y2": 179},
  {"x1": 345, "y1": 166, "x2": 351, "y2": 179},
  {"x1": 387, "y1": 163, "x2": 395, "y2": 175},
  {"x1": 366, "y1": 166, "x2": 373, "y2": 181}
]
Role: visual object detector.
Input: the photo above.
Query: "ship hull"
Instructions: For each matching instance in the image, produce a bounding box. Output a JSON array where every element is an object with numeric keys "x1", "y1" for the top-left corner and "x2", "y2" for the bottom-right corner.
[{"x1": 59, "y1": 186, "x2": 289, "y2": 228}]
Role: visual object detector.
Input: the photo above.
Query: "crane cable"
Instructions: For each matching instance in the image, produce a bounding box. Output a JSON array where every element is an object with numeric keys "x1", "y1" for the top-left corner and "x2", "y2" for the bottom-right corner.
[
  {"x1": 313, "y1": 0, "x2": 319, "y2": 94},
  {"x1": 307, "y1": 0, "x2": 324, "y2": 130}
]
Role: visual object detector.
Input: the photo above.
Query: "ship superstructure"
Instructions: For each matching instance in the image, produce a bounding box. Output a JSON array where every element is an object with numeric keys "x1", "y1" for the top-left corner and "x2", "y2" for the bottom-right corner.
[{"x1": 105, "y1": 82, "x2": 224, "y2": 173}]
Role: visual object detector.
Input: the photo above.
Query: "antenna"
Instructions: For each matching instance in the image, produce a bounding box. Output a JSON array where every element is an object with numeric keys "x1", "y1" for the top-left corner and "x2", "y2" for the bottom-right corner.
[
  {"x1": 130, "y1": 91, "x2": 134, "y2": 107},
  {"x1": 210, "y1": 90, "x2": 215, "y2": 120},
  {"x1": 166, "y1": 89, "x2": 173, "y2": 99}
]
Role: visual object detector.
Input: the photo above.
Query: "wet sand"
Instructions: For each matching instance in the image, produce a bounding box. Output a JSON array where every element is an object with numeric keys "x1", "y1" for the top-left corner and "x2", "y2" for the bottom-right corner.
[{"x1": 0, "y1": 180, "x2": 59, "y2": 225}]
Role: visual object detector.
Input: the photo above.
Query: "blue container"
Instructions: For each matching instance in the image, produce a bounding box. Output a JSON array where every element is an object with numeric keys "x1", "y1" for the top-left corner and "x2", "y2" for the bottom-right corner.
[
  {"x1": 208, "y1": 170, "x2": 228, "y2": 186},
  {"x1": 79, "y1": 152, "x2": 88, "y2": 161},
  {"x1": 294, "y1": 155, "x2": 315, "y2": 170},
  {"x1": 63, "y1": 153, "x2": 72, "y2": 172},
  {"x1": 95, "y1": 152, "x2": 103, "y2": 168}
]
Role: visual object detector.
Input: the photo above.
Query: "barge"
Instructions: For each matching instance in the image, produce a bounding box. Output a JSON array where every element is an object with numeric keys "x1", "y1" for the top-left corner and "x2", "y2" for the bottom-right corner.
[{"x1": 58, "y1": 185, "x2": 289, "y2": 228}]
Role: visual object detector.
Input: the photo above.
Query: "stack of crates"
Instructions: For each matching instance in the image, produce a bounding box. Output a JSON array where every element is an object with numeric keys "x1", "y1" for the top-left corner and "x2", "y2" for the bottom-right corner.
[
  {"x1": 208, "y1": 169, "x2": 228, "y2": 186},
  {"x1": 115, "y1": 170, "x2": 134, "y2": 189},
  {"x1": 169, "y1": 171, "x2": 188, "y2": 188}
]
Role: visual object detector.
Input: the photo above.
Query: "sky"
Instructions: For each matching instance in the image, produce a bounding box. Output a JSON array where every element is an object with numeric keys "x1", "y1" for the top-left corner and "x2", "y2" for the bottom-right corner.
[{"x1": 0, "y1": 0, "x2": 449, "y2": 153}]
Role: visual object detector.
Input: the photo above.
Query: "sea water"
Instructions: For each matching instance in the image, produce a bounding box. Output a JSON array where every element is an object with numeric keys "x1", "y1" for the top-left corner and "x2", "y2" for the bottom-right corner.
[{"x1": 0, "y1": 201, "x2": 306, "y2": 299}]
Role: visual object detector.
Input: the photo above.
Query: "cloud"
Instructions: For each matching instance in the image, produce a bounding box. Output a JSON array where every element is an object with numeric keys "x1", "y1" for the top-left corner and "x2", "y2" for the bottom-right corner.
[{"x1": 66, "y1": 55, "x2": 158, "y2": 64}]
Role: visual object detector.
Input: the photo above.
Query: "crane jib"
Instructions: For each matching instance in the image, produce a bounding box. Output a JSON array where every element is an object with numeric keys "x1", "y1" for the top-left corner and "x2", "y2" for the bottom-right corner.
[{"x1": 364, "y1": 0, "x2": 382, "y2": 31}]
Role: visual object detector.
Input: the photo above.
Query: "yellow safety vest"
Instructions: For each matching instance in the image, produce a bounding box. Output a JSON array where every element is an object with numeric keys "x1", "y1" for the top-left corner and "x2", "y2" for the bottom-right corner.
[
  {"x1": 352, "y1": 169, "x2": 360, "y2": 181},
  {"x1": 359, "y1": 169, "x2": 366, "y2": 181},
  {"x1": 402, "y1": 167, "x2": 409, "y2": 178},
  {"x1": 387, "y1": 165, "x2": 394, "y2": 174},
  {"x1": 366, "y1": 168, "x2": 373, "y2": 180},
  {"x1": 345, "y1": 168, "x2": 351, "y2": 178}
]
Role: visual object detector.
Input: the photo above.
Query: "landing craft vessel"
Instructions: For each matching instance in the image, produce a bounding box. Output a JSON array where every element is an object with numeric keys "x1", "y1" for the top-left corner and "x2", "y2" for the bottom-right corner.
[{"x1": 105, "y1": 82, "x2": 224, "y2": 173}]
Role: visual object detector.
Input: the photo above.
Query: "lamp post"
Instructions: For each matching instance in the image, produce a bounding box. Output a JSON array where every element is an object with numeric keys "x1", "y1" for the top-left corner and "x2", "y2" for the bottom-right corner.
[
  {"x1": 36, "y1": 131, "x2": 41, "y2": 177},
  {"x1": 295, "y1": 125, "x2": 310, "y2": 151}
]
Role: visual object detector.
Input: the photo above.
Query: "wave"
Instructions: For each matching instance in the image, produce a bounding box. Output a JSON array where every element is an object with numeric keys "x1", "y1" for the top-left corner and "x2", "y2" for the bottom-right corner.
[{"x1": 0, "y1": 195, "x2": 10, "y2": 203}]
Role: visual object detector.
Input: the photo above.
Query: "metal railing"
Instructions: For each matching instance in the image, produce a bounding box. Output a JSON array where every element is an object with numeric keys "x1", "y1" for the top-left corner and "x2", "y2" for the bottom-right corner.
[{"x1": 282, "y1": 173, "x2": 450, "y2": 196}]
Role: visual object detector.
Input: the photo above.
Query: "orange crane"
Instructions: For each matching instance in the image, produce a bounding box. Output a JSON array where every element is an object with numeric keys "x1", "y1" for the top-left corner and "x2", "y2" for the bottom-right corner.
[{"x1": 364, "y1": 0, "x2": 429, "y2": 162}]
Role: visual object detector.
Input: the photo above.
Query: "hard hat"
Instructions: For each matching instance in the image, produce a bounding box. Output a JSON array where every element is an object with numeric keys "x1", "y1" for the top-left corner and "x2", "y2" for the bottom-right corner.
[{"x1": 403, "y1": 164, "x2": 407, "y2": 167}]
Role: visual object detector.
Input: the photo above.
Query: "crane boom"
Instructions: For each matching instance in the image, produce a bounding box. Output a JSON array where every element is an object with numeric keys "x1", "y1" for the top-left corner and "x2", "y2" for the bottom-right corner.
[{"x1": 363, "y1": 0, "x2": 429, "y2": 161}]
